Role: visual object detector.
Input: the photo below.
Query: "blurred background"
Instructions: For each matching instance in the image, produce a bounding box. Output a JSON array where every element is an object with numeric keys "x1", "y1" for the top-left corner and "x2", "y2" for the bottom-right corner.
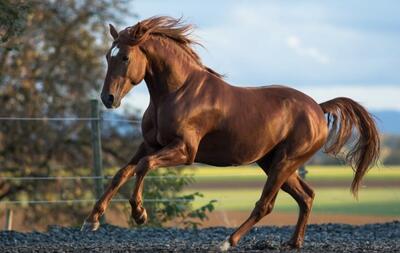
[{"x1": 0, "y1": 0, "x2": 399, "y2": 231}]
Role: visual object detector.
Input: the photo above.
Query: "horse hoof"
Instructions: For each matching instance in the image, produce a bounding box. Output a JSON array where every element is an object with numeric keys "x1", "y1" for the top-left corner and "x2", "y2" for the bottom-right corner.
[
  {"x1": 281, "y1": 239, "x2": 302, "y2": 249},
  {"x1": 80, "y1": 220, "x2": 100, "y2": 232},
  {"x1": 218, "y1": 237, "x2": 231, "y2": 252},
  {"x1": 133, "y1": 208, "x2": 148, "y2": 225}
]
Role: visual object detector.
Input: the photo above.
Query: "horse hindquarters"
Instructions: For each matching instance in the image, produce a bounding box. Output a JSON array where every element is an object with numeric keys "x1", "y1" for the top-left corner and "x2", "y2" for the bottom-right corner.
[{"x1": 223, "y1": 113, "x2": 328, "y2": 250}]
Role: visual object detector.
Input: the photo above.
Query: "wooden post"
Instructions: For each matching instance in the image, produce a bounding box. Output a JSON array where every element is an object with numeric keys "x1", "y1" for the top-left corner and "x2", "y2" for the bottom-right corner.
[
  {"x1": 5, "y1": 209, "x2": 13, "y2": 230},
  {"x1": 90, "y1": 99, "x2": 105, "y2": 223},
  {"x1": 298, "y1": 165, "x2": 308, "y2": 180}
]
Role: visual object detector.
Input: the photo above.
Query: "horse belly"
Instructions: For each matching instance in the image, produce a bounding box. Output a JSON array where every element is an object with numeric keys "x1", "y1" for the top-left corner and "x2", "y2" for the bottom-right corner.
[{"x1": 195, "y1": 129, "x2": 278, "y2": 166}]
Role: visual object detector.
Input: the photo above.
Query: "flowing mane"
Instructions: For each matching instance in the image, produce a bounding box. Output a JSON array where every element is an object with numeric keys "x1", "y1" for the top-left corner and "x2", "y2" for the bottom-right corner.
[{"x1": 118, "y1": 16, "x2": 223, "y2": 78}]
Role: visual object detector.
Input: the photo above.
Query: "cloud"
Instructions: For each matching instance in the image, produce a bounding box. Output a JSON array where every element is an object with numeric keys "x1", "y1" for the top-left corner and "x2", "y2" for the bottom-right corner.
[
  {"x1": 286, "y1": 35, "x2": 330, "y2": 64},
  {"x1": 126, "y1": 1, "x2": 400, "y2": 112},
  {"x1": 296, "y1": 85, "x2": 400, "y2": 111}
]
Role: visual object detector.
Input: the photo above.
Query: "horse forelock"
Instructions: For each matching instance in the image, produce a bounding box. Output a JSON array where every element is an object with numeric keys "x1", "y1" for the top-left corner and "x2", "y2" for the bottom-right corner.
[{"x1": 117, "y1": 16, "x2": 223, "y2": 78}]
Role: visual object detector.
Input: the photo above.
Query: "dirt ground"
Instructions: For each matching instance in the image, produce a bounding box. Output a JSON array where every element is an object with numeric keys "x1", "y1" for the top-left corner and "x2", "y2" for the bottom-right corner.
[
  {"x1": 101, "y1": 209, "x2": 399, "y2": 230},
  {"x1": 2, "y1": 222, "x2": 400, "y2": 253},
  {"x1": 2, "y1": 208, "x2": 397, "y2": 232},
  {"x1": 201, "y1": 210, "x2": 399, "y2": 227}
]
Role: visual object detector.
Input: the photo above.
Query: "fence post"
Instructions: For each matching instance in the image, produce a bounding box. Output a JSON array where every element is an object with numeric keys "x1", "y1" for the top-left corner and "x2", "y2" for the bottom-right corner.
[
  {"x1": 5, "y1": 209, "x2": 13, "y2": 230},
  {"x1": 298, "y1": 165, "x2": 308, "y2": 180},
  {"x1": 90, "y1": 99, "x2": 105, "y2": 223}
]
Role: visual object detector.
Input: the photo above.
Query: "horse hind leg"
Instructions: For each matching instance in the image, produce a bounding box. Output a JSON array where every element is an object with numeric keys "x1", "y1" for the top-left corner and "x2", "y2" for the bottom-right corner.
[
  {"x1": 219, "y1": 194, "x2": 278, "y2": 251},
  {"x1": 281, "y1": 174, "x2": 315, "y2": 248},
  {"x1": 220, "y1": 153, "x2": 304, "y2": 251},
  {"x1": 219, "y1": 136, "x2": 320, "y2": 251},
  {"x1": 258, "y1": 153, "x2": 315, "y2": 249},
  {"x1": 257, "y1": 155, "x2": 314, "y2": 248}
]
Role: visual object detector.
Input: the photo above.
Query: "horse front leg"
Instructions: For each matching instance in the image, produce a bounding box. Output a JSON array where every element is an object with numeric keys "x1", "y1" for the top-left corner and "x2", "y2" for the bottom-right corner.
[
  {"x1": 81, "y1": 143, "x2": 147, "y2": 231},
  {"x1": 129, "y1": 138, "x2": 197, "y2": 225}
]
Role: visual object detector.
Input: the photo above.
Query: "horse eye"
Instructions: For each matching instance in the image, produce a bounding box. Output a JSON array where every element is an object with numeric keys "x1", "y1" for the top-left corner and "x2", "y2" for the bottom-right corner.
[{"x1": 122, "y1": 55, "x2": 129, "y2": 62}]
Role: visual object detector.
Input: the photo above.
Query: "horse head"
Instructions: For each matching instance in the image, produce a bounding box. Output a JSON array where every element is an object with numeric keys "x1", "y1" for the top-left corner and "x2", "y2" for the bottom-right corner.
[{"x1": 101, "y1": 24, "x2": 147, "y2": 108}]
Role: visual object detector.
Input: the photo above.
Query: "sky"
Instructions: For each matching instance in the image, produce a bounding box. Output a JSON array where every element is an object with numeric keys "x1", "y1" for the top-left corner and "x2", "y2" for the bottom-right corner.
[{"x1": 110, "y1": 0, "x2": 400, "y2": 114}]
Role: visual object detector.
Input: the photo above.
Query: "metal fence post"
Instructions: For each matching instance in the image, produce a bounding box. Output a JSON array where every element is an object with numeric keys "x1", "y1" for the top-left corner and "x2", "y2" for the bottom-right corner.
[
  {"x1": 90, "y1": 99, "x2": 105, "y2": 223},
  {"x1": 5, "y1": 209, "x2": 13, "y2": 230},
  {"x1": 298, "y1": 165, "x2": 308, "y2": 180}
]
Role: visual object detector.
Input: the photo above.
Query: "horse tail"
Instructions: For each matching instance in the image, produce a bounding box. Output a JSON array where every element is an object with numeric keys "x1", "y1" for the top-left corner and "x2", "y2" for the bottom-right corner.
[{"x1": 319, "y1": 97, "x2": 380, "y2": 197}]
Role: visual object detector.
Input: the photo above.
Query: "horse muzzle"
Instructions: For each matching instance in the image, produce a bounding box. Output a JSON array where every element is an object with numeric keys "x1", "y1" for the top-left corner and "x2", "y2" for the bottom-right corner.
[{"x1": 101, "y1": 93, "x2": 121, "y2": 109}]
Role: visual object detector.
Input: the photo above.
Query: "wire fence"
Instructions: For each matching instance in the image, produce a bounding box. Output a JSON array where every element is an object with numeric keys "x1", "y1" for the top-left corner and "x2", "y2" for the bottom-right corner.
[
  {"x1": 0, "y1": 102, "x2": 220, "y2": 209},
  {"x1": 0, "y1": 102, "x2": 138, "y2": 206},
  {"x1": 0, "y1": 173, "x2": 257, "y2": 206},
  {"x1": 0, "y1": 174, "x2": 264, "y2": 181},
  {"x1": 0, "y1": 198, "x2": 196, "y2": 205},
  {"x1": 0, "y1": 117, "x2": 141, "y2": 123}
]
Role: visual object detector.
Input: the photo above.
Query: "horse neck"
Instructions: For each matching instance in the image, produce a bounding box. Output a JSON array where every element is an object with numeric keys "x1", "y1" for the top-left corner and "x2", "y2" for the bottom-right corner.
[{"x1": 142, "y1": 38, "x2": 203, "y2": 103}]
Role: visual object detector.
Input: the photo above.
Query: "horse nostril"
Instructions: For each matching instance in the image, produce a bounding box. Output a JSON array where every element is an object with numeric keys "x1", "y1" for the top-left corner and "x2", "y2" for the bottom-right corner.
[{"x1": 108, "y1": 94, "x2": 114, "y2": 105}]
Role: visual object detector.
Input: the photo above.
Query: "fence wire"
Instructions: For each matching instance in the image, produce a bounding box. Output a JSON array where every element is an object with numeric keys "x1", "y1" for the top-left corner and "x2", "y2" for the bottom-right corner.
[
  {"x1": 0, "y1": 117, "x2": 141, "y2": 124},
  {"x1": 0, "y1": 174, "x2": 262, "y2": 181},
  {"x1": 0, "y1": 198, "x2": 215, "y2": 205},
  {"x1": 0, "y1": 114, "x2": 219, "y2": 206},
  {"x1": 0, "y1": 114, "x2": 142, "y2": 207}
]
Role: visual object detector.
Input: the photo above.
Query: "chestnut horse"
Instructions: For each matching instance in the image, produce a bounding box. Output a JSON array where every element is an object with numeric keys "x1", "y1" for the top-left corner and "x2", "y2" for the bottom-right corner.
[{"x1": 81, "y1": 16, "x2": 380, "y2": 250}]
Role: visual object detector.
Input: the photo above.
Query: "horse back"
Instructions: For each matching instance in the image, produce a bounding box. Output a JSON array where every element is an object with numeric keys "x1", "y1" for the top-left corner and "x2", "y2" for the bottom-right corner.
[{"x1": 195, "y1": 83, "x2": 327, "y2": 165}]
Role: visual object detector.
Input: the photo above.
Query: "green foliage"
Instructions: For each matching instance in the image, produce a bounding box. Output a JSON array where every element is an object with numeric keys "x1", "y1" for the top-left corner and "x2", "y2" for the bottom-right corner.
[
  {"x1": 121, "y1": 167, "x2": 216, "y2": 229},
  {"x1": 0, "y1": 0, "x2": 30, "y2": 44}
]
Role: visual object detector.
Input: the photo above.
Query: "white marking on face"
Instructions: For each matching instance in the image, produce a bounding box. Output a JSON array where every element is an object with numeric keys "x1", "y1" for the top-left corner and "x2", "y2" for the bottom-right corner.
[{"x1": 110, "y1": 46, "x2": 119, "y2": 57}]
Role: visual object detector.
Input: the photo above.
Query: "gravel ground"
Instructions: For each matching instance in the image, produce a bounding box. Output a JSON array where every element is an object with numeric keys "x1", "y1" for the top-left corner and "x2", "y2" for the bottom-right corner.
[{"x1": 1, "y1": 222, "x2": 399, "y2": 252}]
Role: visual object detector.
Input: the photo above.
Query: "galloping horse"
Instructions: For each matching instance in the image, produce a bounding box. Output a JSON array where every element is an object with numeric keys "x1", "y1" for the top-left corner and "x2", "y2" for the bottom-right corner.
[{"x1": 81, "y1": 16, "x2": 380, "y2": 250}]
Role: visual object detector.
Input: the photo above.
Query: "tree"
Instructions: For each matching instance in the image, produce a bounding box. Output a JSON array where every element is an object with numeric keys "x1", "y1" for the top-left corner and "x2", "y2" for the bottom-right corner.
[
  {"x1": 0, "y1": 0, "x2": 30, "y2": 44},
  {"x1": 0, "y1": 0, "x2": 214, "y2": 229}
]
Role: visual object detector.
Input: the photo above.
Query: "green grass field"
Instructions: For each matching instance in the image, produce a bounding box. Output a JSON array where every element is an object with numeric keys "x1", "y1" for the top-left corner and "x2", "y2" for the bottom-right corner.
[
  {"x1": 180, "y1": 165, "x2": 400, "y2": 217},
  {"x1": 181, "y1": 165, "x2": 400, "y2": 183},
  {"x1": 185, "y1": 187, "x2": 400, "y2": 216}
]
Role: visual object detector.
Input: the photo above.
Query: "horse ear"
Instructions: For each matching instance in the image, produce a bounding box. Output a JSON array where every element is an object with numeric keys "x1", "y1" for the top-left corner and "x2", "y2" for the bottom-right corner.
[{"x1": 109, "y1": 24, "x2": 119, "y2": 40}]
